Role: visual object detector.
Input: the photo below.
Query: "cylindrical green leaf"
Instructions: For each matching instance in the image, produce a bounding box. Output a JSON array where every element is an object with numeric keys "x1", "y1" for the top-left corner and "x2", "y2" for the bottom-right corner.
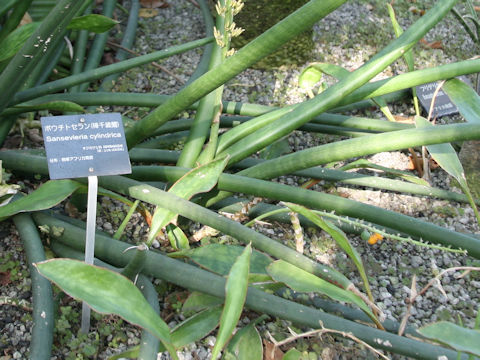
[
  {"x1": 2, "y1": 149, "x2": 480, "y2": 258},
  {"x1": 217, "y1": 0, "x2": 458, "y2": 164},
  {"x1": 40, "y1": 215, "x2": 466, "y2": 360},
  {"x1": 0, "y1": 0, "x2": 92, "y2": 113},
  {"x1": 13, "y1": 213, "x2": 54, "y2": 360},
  {"x1": 124, "y1": 0, "x2": 348, "y2": 148},
  {"x1": 238, "y1": 123, "x2": 480, "y2": 181},
  {"x1": 12, "y1": 37, "x2": 214, "y2": 106}
]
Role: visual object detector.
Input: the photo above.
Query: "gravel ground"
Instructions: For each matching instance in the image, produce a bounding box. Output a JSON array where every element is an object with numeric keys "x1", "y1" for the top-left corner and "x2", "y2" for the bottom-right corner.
[{"x1": 1, "y1": 0, "x2": 480, "y2": 359}]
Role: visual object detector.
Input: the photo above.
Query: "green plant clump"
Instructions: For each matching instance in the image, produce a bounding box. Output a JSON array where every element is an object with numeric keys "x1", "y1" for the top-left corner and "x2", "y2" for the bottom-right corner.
[{"x1": 1, "y1": 0, "x2": 480, "y2": 359}]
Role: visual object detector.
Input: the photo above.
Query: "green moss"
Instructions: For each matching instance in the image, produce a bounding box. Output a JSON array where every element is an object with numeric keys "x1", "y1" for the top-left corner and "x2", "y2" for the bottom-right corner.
[
  {"x1": 436, "y1": 307, "x2": 453, "y2": 321},
  {"x1": 53, "y1": 304, "x2": 133, "y2": 359},
  {"x1": 464, "y1": 167, "x2": 480, "y2": 200},
  {"x1": 432, "y1": 205, "x2": 458, "y2": 217},
  {"x1": 231, "y1": 0, "x2": 313, "y2": 68}
]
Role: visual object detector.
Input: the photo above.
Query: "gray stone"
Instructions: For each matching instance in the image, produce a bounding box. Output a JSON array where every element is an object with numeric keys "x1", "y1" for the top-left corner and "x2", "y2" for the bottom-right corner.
[
  {"x1": 103, "y1": 222, "x2": 113, "y2": 231},
  {"x1": 471, "y1": 280, "x2": 480, "y2": 289},
  {"x1": 459, "y1": 140, "x2": 480, "y2": 199},
  {"x1": 411, "y1": 255, "x2": 423, "y2": 267}
]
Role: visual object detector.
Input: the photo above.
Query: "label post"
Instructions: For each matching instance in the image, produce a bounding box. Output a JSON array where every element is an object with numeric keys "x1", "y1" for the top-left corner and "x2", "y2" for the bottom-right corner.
[
  {"x1": 41, "y1": 113, "x2": 131, "y2": 333},
  {"x1": 80, "y1": 175, "x2": 98, "y2": 333}
]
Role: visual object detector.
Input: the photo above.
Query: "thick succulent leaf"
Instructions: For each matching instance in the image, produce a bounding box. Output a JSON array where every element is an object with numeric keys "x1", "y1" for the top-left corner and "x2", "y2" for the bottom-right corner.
[
  {"x1": 418, "y1": 321, "x2": 480, "y2": 356},
  {"x1": 308, "y1": 62, "x2": 350, "y2": 80},
  {"x1": 155, "y1": 307, "x2": 222, "y2": 353},
  {"x1": 283, "y1": 203, "x2": 372, "y2": 299},
  {"x1": 148, "y1": 157, "x2": 228, "y2": 244},
  {"x1": 415, "y1": 116, "x2": 467, "y2": 186},
  {"x1": 387, "y1": 3, "x2": 419, "y2": 115},
  {"x1": 371, "y1": 97, "x2": 396, "y2": 122},
  {"x1": 267, "y1": 260, "x2": 375, "y2": 319},
  {"x1": 176, "y1": 243, "x2": 272, "y2": 276},
  {"x1": 443, "y1": 78, "x2": 480, "y2": 124},
  {"x1": 222, "y1": 321, "x2": 262, "y2": 360},
  {"x1": 282, "y1": 348, "x2": 304, "y2": 360},
  {"x1": 0, "y1": 0, "x2": 19, "y2": 18},
  {"x1": 13, "y1": 100, "x2": 85, "y2": 113},
  {"x1": 211, "y1": 244, "x2": 252, "y2": 360},
  {"x1": 248, "y1": 273, "x2": 272, "y2": 283},
  {"x1": 0, "y1": 161, "x2": 20, "y2": 206},
  {"x1": 167, "y1": 156, "x2": 229, "y2": 201},
  {"x1": 0, "y1": 183, "x2": 20, "y2": 206},
  {"x1": 107, "y1": 346, "x2": 139, "y2": 360},
  {"x1": 298, "y1": 66, "x2": 323, "y2": 90},
  {"x1": 387, "y1": 4, "x2": 415, "y2": 71},
  {"x1": 27, "y1": 0, "x2": 57, "y2": 21},
  {"x1": 306, "y1": 62, "x2": 399, "y2": 120},
  {"x1": 0, "y1": 180, "x2": 83, "y2": 221},
  {"x1": 305, "y1": 62, "x2": 395, "y2": 120},
  {"x1": 67, "y1": 14, "x2": 119, "y2": 33},
  {"x1": 182, "y1": 291, "x2": 224, "y2": 314},
  {"x1": 259, "y1": 138, "x2": 291, "y2": 160},
  {"x1": 170, "y1": 307, "x2": 222, "y2": 349},
  {"x1": 0, "y1": 22, "x2": 40, "y2": 62},
  {"x1": 166, "y1": 223, "x2": 189, "y2": 249},
  {"x1": 340, "y1": 158, "x2": 429, "y2": 186},
  {"x1": 417, "y1": 115, "x2": 480, "y2": 224},
  {"x1": 35, "y1": 259, "x2": 178, "y2": 359}
]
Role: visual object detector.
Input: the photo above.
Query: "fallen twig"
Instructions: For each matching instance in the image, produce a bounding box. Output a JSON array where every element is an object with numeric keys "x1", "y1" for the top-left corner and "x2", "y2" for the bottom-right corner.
[
  {"x1": 266, "y1": 321, "x2": 391, "y2": 360},
  {"x1": 106, "y1": 40, "x2": 185, "y2": 84},
  {"x1": 399, "y1": 266, "x2": 480, "y2": 336}
]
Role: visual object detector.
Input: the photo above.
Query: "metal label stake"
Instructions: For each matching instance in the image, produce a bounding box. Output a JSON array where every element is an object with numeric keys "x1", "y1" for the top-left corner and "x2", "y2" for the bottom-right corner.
[
  {"x1": 40, "y1": 113, "x2": 131, "y2": 334},
  {"x1": 80, "y1": 175, "x2": 98, "y2": 333}
]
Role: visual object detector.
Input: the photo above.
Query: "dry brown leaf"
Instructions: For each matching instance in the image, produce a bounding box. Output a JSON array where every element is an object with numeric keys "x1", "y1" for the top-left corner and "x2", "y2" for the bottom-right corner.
[
  {"x1": 408, "y1": 148, "x2": 423, "y2": 176},
  {"x1": 263, "y1": 339, "x2": 284, "y2": 360},
  {"x1": 139, "y1": 8, "x2": 159, "y2": 17},
  {"x1": 140, "y1": 0, "x2": 169, "y2": 8},
  {"x1": 64, "y1": 201, "x2": 80, "y2": 218},
  {"x1": 139, "y1": 208, "x2": 153, "y2": 227},
  {"x1": 408, "y1": 6, "x2": 425, "y2": 15},
  {"x1": 393, "y1": 115, "x2": 415, "y2": 123},
  {"x1": 407, "y1": 156, "x2": 417, "y2": 171},
  {"x1": 433, "y1": 278, "x2": 448, "y2": 299},
  {"x1": 19, "y1": 12, "x2": 32, "y2": 27},
  {"x1": 410, "y1": 274, "x2": 418, "y2": 300},
  {"x1": 420, "y1": 38, "x2": 443, "y2": 49},
  {"x1": 102, "y1": 52, "x2": 117, "y2": 65},
  {"x1": 407, "y1": 149, "x2": 439, "y2": 174},
  {"x1": 0, "y1": 272, "x2": 11, "y2": 286}
]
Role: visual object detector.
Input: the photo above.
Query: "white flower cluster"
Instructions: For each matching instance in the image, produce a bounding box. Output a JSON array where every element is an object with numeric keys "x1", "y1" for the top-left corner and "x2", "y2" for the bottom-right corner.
[{"x1": 213, "y1": 0, "x2": 245, "y2": 56}]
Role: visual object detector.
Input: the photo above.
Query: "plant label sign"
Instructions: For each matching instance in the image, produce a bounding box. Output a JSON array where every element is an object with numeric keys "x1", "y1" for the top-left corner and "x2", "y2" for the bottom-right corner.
[
  {"x1": 416, "y1": 82, "x2": 458, "y2": 118},
  {"x1": 41, "y1": 113, "x2": 131, "y2": 179},
  {"x1": 415, "y1": 76, "x2": 472, "y2": 118}
]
